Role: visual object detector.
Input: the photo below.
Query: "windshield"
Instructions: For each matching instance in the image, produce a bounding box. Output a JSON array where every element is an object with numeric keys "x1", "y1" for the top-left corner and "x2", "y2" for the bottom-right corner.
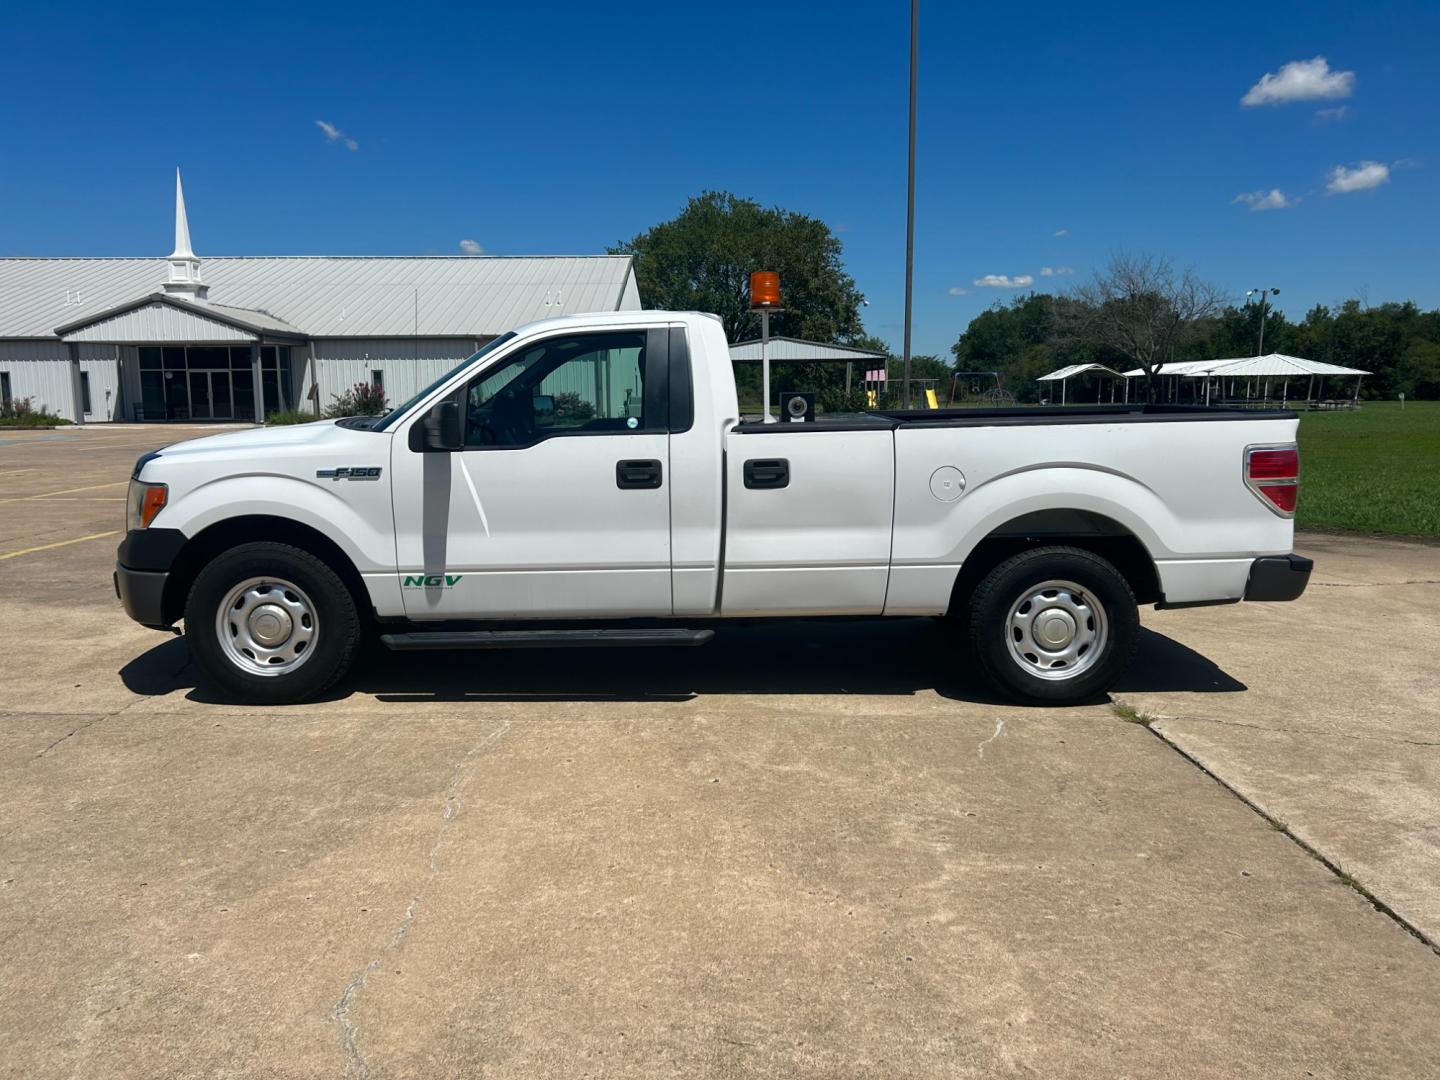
[{"x1": 371, "y1": 332, "x2": 517, "y2": 432}]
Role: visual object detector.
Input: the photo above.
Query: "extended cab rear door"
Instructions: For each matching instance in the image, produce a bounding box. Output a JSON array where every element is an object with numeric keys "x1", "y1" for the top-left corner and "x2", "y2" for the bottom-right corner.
[{"x1": 720, "y1": 422, "x2": 896, "y2": 615}]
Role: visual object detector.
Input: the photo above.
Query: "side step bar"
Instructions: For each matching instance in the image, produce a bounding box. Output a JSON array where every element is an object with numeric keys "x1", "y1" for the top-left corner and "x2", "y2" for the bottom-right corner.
[{"x1": 380, "y1": 628, "x2": 715, "y2": 651}]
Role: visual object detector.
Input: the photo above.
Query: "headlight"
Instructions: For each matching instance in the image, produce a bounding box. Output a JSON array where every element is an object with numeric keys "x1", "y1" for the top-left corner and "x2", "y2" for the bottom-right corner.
[{"x1": 126, "y1": 480, "x2": 168, "y2": 531}]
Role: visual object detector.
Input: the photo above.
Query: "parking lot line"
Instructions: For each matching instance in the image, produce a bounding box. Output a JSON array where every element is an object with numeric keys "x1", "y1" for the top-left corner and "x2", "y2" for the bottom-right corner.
[
  {"x1": 0, "y1": 530, "x2": 121, "y2": 562},
  {"x1": 0, "y1": 481, "x2": 129, "y2": 504}
]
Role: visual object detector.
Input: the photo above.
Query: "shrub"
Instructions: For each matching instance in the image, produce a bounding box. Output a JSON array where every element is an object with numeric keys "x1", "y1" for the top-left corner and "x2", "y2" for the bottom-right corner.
[
  {"x1": 265, "y1": 408, "x2": 321, "y2": 426},
  {"x1": 324, "y1": 382, "x2": 390, "y2": 419},
  {"x1": 551, "y1": 391, "x2": 595, "y2": 424},
  {"x1": 0, "y1": 396, "x2": 72, "y2": 426}
]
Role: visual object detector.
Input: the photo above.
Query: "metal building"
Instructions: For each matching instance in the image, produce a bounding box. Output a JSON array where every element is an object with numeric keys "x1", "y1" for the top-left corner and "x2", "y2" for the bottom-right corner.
[{"x1": 0, "y1": 172, "x2": 640, "y2": 423}]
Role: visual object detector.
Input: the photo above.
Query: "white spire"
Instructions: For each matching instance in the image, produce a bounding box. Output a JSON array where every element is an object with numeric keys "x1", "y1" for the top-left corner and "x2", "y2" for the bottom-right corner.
[
  {"x1": 163, "y1": 167, "x2": 206, "y2": 301},
  {"x1": 171, "y1": 167, "x2": 195, "y2": 260}
]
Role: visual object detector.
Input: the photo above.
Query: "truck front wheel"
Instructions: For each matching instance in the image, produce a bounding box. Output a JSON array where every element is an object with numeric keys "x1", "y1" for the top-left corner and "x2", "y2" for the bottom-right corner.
[
  {"x1": 967, "y1": 546, "x2": 1138, "y2": 705},
  {"x1": 184, "y1": 542, "x2": 361, "y2": 704}
]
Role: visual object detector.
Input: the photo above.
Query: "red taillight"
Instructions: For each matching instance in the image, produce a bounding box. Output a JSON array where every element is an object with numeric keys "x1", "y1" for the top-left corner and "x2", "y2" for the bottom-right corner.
[
  {"x1": 1245, "y1": 445, "x2": 1299, "y2": 516},
  {"x1": 1262, "y1": 484, "x2": 1297, "y2": 513},
  {"x1": 1248, "y1": 448, "x2": 1298, "y2": 481}
]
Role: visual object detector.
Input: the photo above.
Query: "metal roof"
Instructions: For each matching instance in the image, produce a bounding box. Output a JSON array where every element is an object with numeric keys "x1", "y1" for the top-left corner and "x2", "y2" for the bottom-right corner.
[
  {"x1": 1197, "y1": 353, "x2": 1371, "y2": 377},
  {"x1": 1121, "y1": 354, "x2": 1371, "y2": 378},
  {"x1": 1036, "y1": 363, "x2": 1124, "y2": 381},
  {"x1": 0, "y1": 255, "x2": 637, "y2": 340},
  {"x1": 56, "y1": 293, "x2": 306, "y2": 342},
  {"x1": 1119, "y1": 359, "x2": 1233, "y2": 377},
  {"x1": 728, "y1": 336, "x2": 887, "y2": 363}
]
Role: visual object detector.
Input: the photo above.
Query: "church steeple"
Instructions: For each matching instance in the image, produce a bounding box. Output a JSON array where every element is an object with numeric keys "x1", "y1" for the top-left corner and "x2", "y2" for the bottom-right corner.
[{"x1": 162, "y1": 169, "x2": 207, "y2": 302}]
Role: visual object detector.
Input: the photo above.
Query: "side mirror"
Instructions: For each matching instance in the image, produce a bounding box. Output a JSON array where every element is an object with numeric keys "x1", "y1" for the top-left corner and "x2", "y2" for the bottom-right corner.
[{"x1": 424, "y1": 399, "x2": 463, "y2": 451}]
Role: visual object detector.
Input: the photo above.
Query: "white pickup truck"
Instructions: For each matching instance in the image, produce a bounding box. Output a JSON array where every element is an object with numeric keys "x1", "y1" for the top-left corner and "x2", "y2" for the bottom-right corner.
[{"x1": 116, "y1": 309, "x2": 1311, "y2": 705}]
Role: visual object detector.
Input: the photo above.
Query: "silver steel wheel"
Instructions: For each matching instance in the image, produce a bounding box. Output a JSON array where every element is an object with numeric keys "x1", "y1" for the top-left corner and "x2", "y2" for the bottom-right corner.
[
  {"x1": 215, "y1": 576, "x2": 318, "y2": 677},
  {"x1": 1004, "y1": 578, "x2": 1108, "y2": 682}
]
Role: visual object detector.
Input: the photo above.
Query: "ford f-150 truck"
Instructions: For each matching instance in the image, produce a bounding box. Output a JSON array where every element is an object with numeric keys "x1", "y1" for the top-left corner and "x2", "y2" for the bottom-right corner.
[{"x1": 116, "y1": 310, "x2": 1311, "y2": 705}]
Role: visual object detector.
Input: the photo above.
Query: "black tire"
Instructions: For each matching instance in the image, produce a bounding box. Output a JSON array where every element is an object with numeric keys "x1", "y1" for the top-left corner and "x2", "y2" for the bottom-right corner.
[
  {"x1": 184, "y1": 542, "x2": 361, "y2": 704},
  {"x1": 966, "y1": 546, "x2": 1138, "y2": 705}
]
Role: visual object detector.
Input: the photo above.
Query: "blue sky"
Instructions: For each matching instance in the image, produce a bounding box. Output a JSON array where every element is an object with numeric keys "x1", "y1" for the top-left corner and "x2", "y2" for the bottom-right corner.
[{"x1": 1, "y1": 0, "x2": 1435, "y2": 356}]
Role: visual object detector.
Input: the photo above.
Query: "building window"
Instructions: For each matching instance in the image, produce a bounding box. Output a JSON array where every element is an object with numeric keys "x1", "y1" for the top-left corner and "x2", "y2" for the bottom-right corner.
[
  {"x1": 0, "y1": 371, "x2": 11, "y2": 409},
  {"x1": 80, "y1": 372, "x2": 92, "y2": 415},
  {"x1": 371, "y1": 369, "x2": 384, "y2": 392}
]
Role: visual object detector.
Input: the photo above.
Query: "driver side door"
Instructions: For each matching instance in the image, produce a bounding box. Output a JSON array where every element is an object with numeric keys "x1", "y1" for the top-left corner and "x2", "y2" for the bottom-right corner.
[{"x1": 391, "y1": 328, "x2": 673, "y2": 619}]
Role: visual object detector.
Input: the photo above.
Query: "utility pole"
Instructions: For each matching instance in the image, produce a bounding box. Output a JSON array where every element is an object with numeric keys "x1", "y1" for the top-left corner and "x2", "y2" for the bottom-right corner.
[
  {"x1": 901, "y1": 0, "x2": 918, "y2": 409},
  {"x1": 1247, "y1": 287, "x2": 1279, "y2": 356}
]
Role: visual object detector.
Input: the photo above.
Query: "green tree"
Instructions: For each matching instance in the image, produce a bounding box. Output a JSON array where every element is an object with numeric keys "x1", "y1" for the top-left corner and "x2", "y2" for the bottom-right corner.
[{"x1": 612, "y1": 191, "x2": 865, "y2": 345}]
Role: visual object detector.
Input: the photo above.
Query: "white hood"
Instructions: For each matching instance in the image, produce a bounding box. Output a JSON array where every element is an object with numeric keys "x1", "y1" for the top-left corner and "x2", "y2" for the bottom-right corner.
[{"x1": 151, "y1": 419, "x2": 373, "y2": 460}]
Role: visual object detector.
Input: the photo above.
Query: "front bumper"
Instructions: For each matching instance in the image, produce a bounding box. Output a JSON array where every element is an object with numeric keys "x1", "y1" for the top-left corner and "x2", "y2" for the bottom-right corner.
[
  {"x1": 114, "y1": 527, "x2": 187, "y2": 630},
  {"x1": 115, "y1": 566, "x2": 171, "y2": 629},
  {"x1": 1244, "y1": 554, "x2": 1313, "y2": 602}
]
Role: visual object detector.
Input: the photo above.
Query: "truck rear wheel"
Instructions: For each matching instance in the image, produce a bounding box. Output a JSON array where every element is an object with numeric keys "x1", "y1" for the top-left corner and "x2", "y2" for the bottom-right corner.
[
  {"x1": 184, "y1": 542, "x2": 361, "y2": 704},
  {"x1": 967, "y1": 546, "x2": 1137, "y2": 705}
]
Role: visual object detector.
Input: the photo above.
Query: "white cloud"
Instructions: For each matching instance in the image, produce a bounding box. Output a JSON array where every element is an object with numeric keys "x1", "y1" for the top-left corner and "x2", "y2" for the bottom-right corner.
[
  {"x1": 973, "y1": 274, "x2": 1034, "y2": 288},
  {"x1": 458, "y1": 239, "x2": 485, "y2": 255},
  {"x1": 1242, "y1": 57, "x2": 1355, "y2": 106},
  {"x1": 1314, "y1": 106, "x2": 1350, "y2": 123},
  {"x1": 1039, "y1": 265, "x2": 1075, "y2": 277},
  {"x1": 1325, "y1": 161, "x2": 1390, "y2": 194},
  {"x1": 1231, "y1": 188, "x2": 1292, "y2": 211},
  {"x1": 1053, "y1": 228, "x2": 1068, "y2": 237},
  {"x1": 947, "y1": 286, "x2": 970, "y2": 296},
  {"x1": 316, "y1": 119, "x2": 359, "y2": 151}
]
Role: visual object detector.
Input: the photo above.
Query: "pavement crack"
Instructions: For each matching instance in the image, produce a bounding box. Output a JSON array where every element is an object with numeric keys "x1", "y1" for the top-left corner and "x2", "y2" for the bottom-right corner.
[
  {"x1": 976, "y1": 719, "x2": 1005, "y2": 758},
  {"x1": 330, "y1": 718, "x2": 511, "y2": 1080},
  {"x1": 32, "y1": 695, "x2": 153, "y2": 758},
  {"x1": 1312, "y1": 579, "x2": 1440, "y2": 588},
  {"x1": 1118, "y1": 711, "x2": 1440, "y2": 959},
  {"x1": 36, "y1": 718, "x2": 108, "y2": 757},
  {"x1": 1162, "y1": 713, "x2": 1440, "y2": 749}
]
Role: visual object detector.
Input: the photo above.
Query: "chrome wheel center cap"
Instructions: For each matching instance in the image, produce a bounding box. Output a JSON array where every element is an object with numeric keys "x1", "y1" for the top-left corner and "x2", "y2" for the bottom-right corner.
[
  {"x1": 1034, "y1": 608, "x2": 1077, "y2": 650},
  {"x1": 249, "y1": 604, "x2": 293, "y2": 647}
]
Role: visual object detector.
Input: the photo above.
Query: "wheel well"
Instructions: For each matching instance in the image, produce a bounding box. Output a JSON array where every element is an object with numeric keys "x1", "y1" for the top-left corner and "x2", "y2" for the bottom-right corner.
[
  {"x1": 161, "y1": 516, "x2": 370, "y2": 625},
  {"x1": 947, "y1": 510, "x2": 1160, "y2": 613}
]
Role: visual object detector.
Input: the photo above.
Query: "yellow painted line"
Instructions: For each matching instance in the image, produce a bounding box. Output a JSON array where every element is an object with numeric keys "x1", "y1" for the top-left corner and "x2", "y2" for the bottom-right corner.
[
  {"x1": 0, "y1": 481, "x2": 129, "y2": 504},
  {"x1": 0, "y1": 530, "x2": 121, "y2": 562},
  {"x1": 0, "y1": 469, "x2": 35, "y2": 477}
]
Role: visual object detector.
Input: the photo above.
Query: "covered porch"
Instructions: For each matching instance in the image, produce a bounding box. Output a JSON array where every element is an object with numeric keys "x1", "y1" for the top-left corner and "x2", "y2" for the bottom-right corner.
[{"x1": 56, "y1": 293, "x2": 307, "y2": 422}]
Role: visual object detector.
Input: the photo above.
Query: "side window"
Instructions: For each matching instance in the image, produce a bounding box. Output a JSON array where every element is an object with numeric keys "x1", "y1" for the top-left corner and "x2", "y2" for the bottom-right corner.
[{"x1": 463, "y1": 331, "x2": 650, "y2": 448}]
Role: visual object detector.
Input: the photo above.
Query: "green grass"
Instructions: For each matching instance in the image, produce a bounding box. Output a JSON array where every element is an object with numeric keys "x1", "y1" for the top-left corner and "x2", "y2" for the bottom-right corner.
[
  {"x1": 1110, "y1": 701, "x2": 1154, "y2": 725},
  {"x1": 1296, "y1": 401, "x2": 1440, "y2": 537}
]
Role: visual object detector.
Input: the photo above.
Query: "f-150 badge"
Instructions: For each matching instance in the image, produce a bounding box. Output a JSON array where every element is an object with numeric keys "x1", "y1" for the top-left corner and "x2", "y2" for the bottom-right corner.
[{"x1": 316, "y1": 466, "x2": 383, "y2": 481}]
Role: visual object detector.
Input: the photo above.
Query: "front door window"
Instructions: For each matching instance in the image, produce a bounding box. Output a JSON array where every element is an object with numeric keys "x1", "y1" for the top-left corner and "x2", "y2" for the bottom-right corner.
[{"x1": 463, "y1": 331, "x2": 651, "y2": 449}]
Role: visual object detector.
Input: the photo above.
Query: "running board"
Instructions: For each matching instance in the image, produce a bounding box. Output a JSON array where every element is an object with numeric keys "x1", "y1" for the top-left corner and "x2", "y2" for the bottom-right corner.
[{"x1": 379, "y1": 628, "x2": 715, "y2": 651}]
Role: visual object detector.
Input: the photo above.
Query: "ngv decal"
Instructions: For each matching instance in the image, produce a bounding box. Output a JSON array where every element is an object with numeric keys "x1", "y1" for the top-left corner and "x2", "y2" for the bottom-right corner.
[
  {"x1": 403, "y1": 574, "x2": 462, "y2": 588},
  {"x1": 316, "y1": 466, "x2": 383, "y2": 481}
]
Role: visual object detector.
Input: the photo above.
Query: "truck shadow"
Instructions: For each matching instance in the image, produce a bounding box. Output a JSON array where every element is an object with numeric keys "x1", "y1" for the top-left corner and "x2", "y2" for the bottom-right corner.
[{"x1": 119, "y1": 621, "x2": 1245, "y2": 705}]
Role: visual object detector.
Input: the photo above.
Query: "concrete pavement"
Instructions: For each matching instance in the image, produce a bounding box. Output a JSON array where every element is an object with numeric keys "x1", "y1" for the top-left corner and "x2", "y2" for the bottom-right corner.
[
  {"x1": 1122, "y1": 531, "x2": 1440, "y2": 948},
  {"x1": 1, "y1": 425, "x2": 1437, "y2": 1079}
]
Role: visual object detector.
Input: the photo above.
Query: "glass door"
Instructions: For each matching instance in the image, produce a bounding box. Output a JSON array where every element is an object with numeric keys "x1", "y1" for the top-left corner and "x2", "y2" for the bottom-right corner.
[
  {"x1": 211, "y1": 371, "x2": 233, "y2": 419},
  {"x1": 187, "y1": 371, "x2": 234, "y2": 421},
  {"x1": 188, "y1": 371, "x2": 212, "y2": 419}
]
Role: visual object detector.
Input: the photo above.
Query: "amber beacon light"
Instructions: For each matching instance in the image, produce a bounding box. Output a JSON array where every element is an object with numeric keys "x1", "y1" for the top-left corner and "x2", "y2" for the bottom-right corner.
[{"x1": 750, "y1": 271, "x2": 781, "y2": 309}]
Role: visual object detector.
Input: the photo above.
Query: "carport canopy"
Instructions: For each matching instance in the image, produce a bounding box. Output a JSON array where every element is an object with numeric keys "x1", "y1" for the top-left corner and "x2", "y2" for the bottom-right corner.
[
  {"x1": 1035, "y1": 362, "x2": 1126, "y2": 404},
  {"x1": 728, "y1": 336, "x2": 886, "y2": 364}
]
